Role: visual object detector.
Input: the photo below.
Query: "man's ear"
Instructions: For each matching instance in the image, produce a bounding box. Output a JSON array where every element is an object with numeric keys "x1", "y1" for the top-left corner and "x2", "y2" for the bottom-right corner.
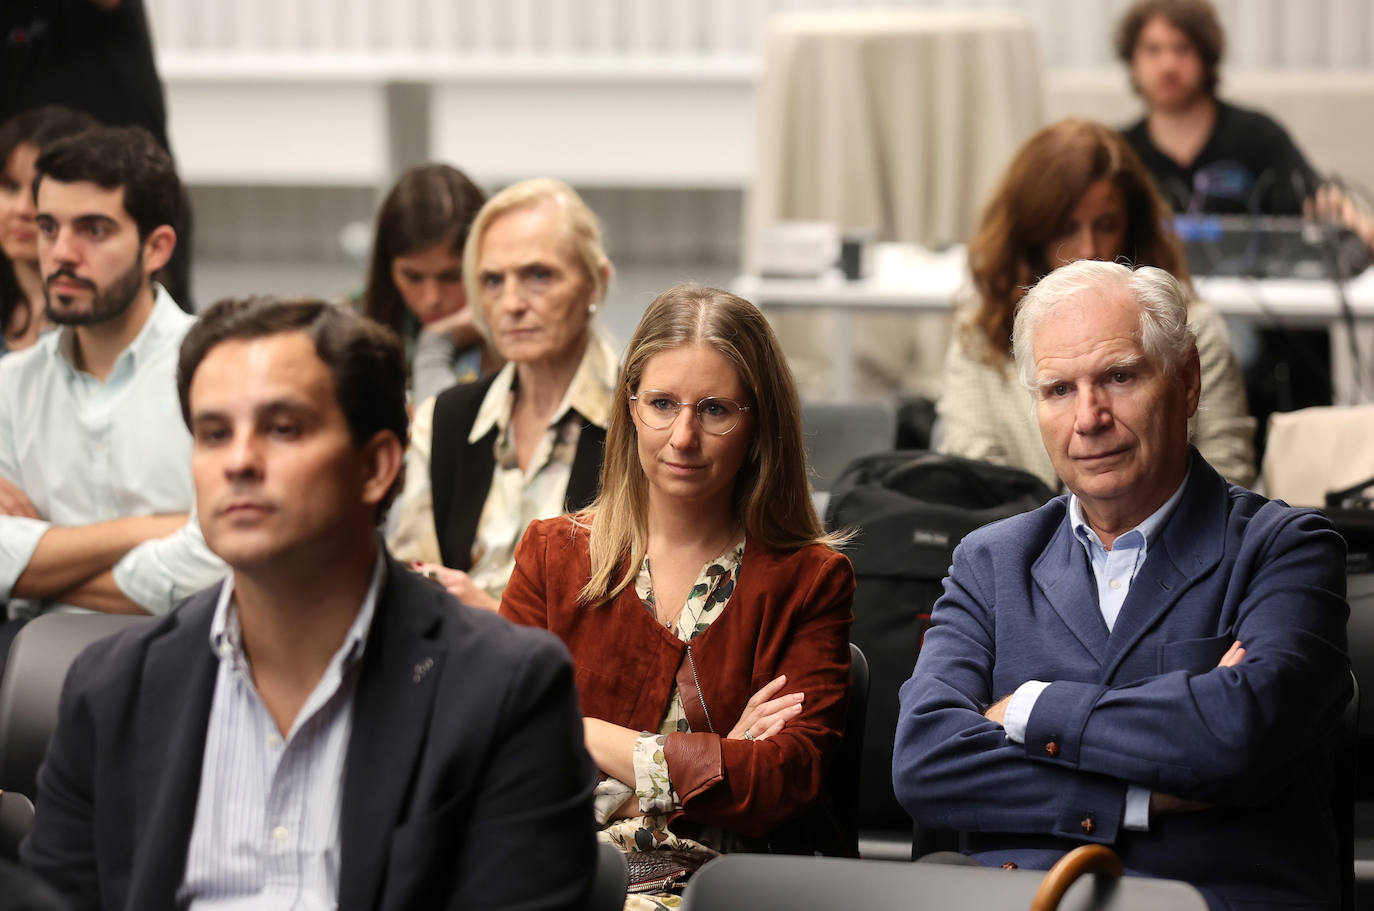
[
  {"x1": 360, "y1": 429, "x2": 405, "y2": 509},
  {"x1": 1183, "y1": 345, "x2": 1202, "y2": 418},
  {"x1": 141, "y1": 224, "x2": 177, "y2": 276}
]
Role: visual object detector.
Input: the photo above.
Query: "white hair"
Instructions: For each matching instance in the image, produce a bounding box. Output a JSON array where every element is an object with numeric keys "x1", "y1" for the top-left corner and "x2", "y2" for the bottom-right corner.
[
  {"x1": 461, "y1": 177, "x2": 611, "y2": 345},
  {"x1": 1011, "y1": 259, "x2": 1196, "y2": 390}
]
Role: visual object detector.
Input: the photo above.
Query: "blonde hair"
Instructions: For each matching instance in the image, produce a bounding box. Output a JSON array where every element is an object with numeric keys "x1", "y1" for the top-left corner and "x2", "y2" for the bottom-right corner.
[
  {"x1": 461, "y1": 177, "x2": 611, "y2": 341},
  {"x1": 577, "y1": 283, "x2": 846, "y2": 606}
]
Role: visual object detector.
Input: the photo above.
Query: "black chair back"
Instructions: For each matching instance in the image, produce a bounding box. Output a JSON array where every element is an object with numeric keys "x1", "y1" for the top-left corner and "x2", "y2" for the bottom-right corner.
[
  {"x1": 0, "y1": 791, "x2": 33, "y2": 862},
  {"x1": 825, "y1": 643, "x2": 869, "y2": 854},
  {"x1": 1337, "y1": 673, "x2": 1360, "y2": 911},
  {"x1": 589, "y1": 841, "x2": 629, "y2": 911},
  {"x1": 0, "y1": 613, "x2": 150, "y2": 799}
]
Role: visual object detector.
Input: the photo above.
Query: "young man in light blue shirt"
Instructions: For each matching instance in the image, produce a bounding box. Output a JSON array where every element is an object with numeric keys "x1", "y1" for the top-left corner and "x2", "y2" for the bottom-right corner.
[{"x1": 0, "y1": 125, "x2": 224, "y2": 637}]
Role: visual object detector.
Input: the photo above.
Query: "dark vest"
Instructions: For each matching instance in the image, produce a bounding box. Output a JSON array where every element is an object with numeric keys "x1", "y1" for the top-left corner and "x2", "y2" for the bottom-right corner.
[{"x1": 429, "y1": 374, "x2": 607, "y2": 570}]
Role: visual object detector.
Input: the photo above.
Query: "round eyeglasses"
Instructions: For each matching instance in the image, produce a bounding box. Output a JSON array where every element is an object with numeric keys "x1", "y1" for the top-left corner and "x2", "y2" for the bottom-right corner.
[{"x1": 630, "y1": 390, "x2": 752, "y2": 435}]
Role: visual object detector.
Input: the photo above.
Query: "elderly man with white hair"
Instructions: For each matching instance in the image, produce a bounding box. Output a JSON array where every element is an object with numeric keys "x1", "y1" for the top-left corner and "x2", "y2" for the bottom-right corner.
[{"x1": 893, "y1": 259, "x2": 1349, "y2": 910}]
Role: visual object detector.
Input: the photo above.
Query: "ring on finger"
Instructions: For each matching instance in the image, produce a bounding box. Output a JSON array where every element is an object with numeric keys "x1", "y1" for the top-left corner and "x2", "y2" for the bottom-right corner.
[{"x1": 743, "y1": 730, "x2": 755, "y2": 741}]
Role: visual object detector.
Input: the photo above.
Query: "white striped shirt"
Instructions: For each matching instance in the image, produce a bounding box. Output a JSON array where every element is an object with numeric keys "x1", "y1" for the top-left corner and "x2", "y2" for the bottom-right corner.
[{"x1": 176, "y1": 553, "x2": 384, "y2": 910}]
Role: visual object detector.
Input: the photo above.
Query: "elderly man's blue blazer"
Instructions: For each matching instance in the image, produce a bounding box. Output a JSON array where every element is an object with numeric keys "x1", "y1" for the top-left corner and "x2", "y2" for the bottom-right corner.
[
  {"x1": 894, "y1": 455, "x2": 1350, "y2": 910},
  {"x1": 22, "y1": 553, "x2": 598, "y2": 911}
]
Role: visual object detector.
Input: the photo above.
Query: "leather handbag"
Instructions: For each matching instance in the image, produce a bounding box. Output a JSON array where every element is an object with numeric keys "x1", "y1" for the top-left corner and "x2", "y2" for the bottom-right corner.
[{"x1": 625, "y1": 849, "x2": 711, "y2": 894}]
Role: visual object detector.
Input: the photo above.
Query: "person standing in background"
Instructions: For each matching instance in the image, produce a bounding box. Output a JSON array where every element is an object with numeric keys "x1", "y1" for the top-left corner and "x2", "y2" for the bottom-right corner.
[{"x1": 3, "y1": 0, "x2": 194, "y2": 308}]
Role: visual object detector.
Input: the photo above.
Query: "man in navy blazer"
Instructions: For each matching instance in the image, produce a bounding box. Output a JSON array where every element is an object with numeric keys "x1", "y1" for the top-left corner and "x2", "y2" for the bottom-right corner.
[
  {"x1": 894, "y1": 260, "x2": 1349, "y2": 910},
  {"x1": 22, "y1": 297, "x2": 597, "y2": 910}
]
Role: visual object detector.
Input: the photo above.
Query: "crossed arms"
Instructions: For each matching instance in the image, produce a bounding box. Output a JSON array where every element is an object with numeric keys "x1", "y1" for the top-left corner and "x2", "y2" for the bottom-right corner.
[
  {"x1": 0, "y1": 475, "x2": 221, "y2": 615},
  {"x1": 893, "y1": 506, "x2": 1350, "y2": 844}
]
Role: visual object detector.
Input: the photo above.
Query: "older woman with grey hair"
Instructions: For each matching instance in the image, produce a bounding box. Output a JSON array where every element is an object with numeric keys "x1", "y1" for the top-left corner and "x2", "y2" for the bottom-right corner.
[{"x1": 389, "y1": 178, "x2": 619, "y2": 610}]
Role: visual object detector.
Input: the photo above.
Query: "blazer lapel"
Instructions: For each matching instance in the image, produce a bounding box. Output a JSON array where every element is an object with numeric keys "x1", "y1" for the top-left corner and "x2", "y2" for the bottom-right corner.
[
  {"x1": 1101, "y1": 457, "x2": 1228, "y2": 678},
  {"x1": 338, "y1": 558, "x2": 449, "y2": 911},
  {"x1": 1031, "y1": 520, "x2": 1110, "y2": 660},
  {"x1": 126, "y1": 599, "x2": 219, "y2": 909}
]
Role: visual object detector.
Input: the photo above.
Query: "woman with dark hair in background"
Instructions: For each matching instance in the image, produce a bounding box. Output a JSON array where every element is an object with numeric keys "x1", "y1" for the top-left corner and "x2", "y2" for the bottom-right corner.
[
  {"x1": 0, "y1": 105, "x2": 97, "y2": 354},
  {"x1": 360, "y1": 162, "x2": 495, "y2": 401},
  {"x1": 502, "y1": 284, "x2": 855, "y2": 908},
  {"x1": 938, "y1": 117, "x2": 1255, "y2": 488}
]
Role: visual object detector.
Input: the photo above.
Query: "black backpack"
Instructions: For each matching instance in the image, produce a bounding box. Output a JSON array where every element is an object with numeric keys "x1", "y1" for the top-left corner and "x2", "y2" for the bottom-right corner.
[{"x1": 824, "y1": 450, "x2": 1055, "y2": 834}]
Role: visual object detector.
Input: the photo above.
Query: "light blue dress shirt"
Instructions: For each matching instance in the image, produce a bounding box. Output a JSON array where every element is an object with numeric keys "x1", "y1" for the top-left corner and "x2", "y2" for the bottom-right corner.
[
  {"x1": 0, "y1": 288, "x2": 226, "y2": 612},
  {"x1": 178, "y1": 552, "x2": 383, "y2": 909},
  {"x1": 1002, "y1": 466, "x2": 1190, "y2": 831}
]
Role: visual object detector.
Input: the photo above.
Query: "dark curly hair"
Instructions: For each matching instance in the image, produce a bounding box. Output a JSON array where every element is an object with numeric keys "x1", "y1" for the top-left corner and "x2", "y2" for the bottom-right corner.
[
  {"x1": 34, "y1": 124, "x2": 180, "y2": 242},
  {"x1": 1115, "y1": 0, "x2": 1225, "y2": 98}
]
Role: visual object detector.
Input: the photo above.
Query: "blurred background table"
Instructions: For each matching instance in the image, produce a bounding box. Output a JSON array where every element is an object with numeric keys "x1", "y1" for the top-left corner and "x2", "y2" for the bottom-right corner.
[
  {"x1": 747, "y1": 9, "x2": 1044, "y2": 402},
  {"x1": 735, "y1": 244, "x2": 1374, "y2": 403}
]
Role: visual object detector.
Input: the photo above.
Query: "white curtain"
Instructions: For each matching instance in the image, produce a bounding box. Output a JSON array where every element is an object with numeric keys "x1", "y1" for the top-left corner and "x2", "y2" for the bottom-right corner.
[{"x1": 146, "y1": 0, "x2": 1374, "y2": 67}]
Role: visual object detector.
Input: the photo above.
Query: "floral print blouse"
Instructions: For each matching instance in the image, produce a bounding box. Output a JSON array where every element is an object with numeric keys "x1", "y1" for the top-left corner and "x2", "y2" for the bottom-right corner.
[{"x1": 595, "y1": 538, "x2": 746, "y2": 862}]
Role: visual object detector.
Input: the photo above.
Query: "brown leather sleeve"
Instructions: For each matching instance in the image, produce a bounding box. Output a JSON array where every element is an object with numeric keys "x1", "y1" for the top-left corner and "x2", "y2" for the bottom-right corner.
[
  {"x1": 662, "y1": 733, "x2": 725, "y2": 804},
  {"x1": 499, "y1": 519, "x2": 552, "y2": 630}
]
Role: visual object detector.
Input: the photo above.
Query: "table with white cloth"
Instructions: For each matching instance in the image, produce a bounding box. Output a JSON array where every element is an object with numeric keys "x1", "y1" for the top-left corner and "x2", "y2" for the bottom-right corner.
[
  {"x1": 748, "y1": 9, "x2": 1044, "y2": 402},
  {"x1": 735, "y1": 245, "x2": 1374, "y2": 404}
]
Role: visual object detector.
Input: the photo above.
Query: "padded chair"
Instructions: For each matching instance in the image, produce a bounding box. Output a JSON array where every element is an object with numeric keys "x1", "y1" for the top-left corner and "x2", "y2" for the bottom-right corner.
[
  {"x1": 1348, "y1": 573, "x2": 1374, "y2": 796},
  {"x1": 1335, "y1": 674, "x2": 1360, "y2": 911},
  {"x1": 825, "y1": 643, "x2": 869, "y2": 855},
  {"x1": 589, "y1": 841, "x2": 629, "y2": 911},
  {"x1": 1347, "y1": 572, "x2": 1374, "y2": 908},
  {"x1": 678, "y1": 851, "x2": 1208, "y2": 910},
  {"x1": 801, "y1": 400, "x2": 896, "y2": 492},
  {"x1": 0, "y1": 791, "x2": 34, "y2": 862},
  {"x1": 0, "y1": 613, "x2": 151, "y2": 800}
]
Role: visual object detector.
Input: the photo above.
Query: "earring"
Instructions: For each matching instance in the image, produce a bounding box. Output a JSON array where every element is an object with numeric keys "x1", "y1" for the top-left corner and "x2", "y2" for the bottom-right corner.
[{"x1": 588, "y1": 302, "x2": 599, "y2": 315}]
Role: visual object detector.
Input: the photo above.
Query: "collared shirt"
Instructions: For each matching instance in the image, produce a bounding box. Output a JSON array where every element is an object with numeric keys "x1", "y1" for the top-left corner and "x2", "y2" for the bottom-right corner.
[
  {"x1": 0, "y1": 287, "x2": 227, "y2": 612},
  {"x1": 1003, "y1": 463, "x2": 1193, "y2": 831},
  {"x1": 1067, "y1": 476, "x2": 1189, "y2": 634},
  {"x1": 388, "y1": 333, "x2": 617, "y2": 600},
  {"x1": 178, "y1": 550, "x2": 385, "y2": 910}
]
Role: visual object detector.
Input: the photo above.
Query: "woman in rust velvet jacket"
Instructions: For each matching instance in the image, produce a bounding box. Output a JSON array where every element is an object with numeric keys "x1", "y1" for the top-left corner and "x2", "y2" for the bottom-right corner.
[{"x1": 501, "y1": 284, "x2": 856, "y2": 885}]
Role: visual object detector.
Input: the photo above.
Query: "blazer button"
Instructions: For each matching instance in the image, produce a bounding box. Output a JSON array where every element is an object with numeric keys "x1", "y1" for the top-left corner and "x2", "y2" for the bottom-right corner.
[
  {"x1": 1045, "y1": 740, "x2": 1060, "y2": 758},
  {"x1": 1001, "y1": 862, "x2": 1018, "y2": 870},
  {"x1": 1080, "y1": 816, "x2": 1096, "y2": 834}
]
